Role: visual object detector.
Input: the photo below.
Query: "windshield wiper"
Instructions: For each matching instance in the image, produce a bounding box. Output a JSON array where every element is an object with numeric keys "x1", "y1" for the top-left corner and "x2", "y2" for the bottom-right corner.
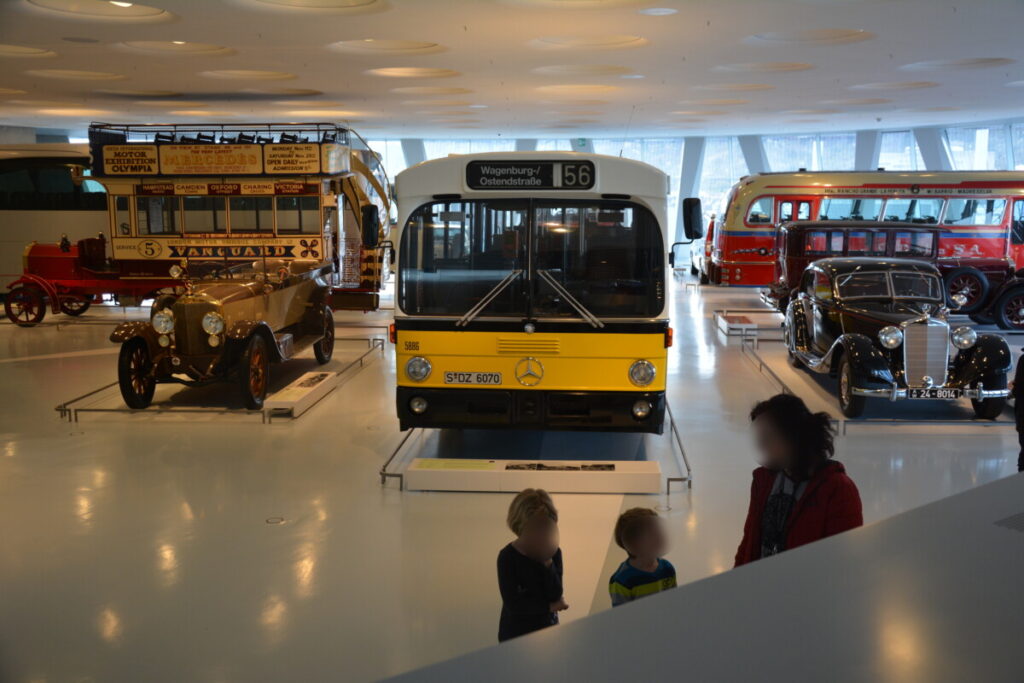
[
  {"x1": 456, "y1": 269, "x2": 523, "y2": 327},
  {"x1": 536, "y1": 269, "x2": 605, "y2": 329}
]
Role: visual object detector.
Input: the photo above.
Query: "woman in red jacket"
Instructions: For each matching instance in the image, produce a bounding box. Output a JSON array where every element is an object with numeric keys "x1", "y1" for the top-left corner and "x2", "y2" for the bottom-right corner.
[{"x1": 735, "y1": 393, "x2": 863, "y2": 567}]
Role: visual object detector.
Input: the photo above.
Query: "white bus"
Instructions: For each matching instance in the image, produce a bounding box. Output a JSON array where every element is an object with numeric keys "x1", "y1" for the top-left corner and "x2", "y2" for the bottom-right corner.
[
  {"x1": 391, "y1": 151, "x2": 700, "y2": 434},
  {"x1": 0, "y1": 144, "x2": 107, "y2": 289}
]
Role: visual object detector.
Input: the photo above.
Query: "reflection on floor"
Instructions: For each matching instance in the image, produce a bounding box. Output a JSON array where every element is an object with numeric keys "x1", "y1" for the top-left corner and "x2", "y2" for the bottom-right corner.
[{"x1": 0, "y1": 279, "x2": 1017, "y2": 683}]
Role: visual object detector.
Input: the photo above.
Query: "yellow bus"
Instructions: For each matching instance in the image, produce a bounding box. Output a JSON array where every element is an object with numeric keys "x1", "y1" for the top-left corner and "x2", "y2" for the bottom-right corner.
[{"x1": 392, "y1": 152, "x2": 700, "y2": 434}]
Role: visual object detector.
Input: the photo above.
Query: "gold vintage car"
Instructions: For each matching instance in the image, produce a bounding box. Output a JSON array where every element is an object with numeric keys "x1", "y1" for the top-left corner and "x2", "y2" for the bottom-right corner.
[{"x1": 110, "y1": 258, "x2": 335, "y2": 409}]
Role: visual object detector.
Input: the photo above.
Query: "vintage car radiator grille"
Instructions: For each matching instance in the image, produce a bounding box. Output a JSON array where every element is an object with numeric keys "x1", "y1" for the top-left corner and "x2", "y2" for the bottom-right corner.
[
  {"x1": 173, "y1": 302, "x2": 217, "y2": 356},
  {"x1": 496, "y1": 338, "x2": 560, "y2": 355},
  {"x1": 902, "y1": 319, "x2": 949, "y2": 388}
]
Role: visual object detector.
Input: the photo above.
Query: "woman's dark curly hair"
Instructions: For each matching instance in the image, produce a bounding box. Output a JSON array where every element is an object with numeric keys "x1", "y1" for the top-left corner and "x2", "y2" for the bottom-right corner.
[{"x1": 750, "y1": 393, "x2": 834, "y2": 479}]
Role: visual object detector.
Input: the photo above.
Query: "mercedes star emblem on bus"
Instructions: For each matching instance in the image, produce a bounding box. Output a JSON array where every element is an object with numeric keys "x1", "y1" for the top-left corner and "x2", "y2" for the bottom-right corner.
[{"x1": 515, "y1": 357, "x2": 544, "y2": 386}]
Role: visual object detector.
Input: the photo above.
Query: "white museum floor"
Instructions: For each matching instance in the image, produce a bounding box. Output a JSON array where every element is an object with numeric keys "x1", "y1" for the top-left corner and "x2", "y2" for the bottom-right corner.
[{"x1": 0, "y1": 276, "x2": 1018, "y2": 683}]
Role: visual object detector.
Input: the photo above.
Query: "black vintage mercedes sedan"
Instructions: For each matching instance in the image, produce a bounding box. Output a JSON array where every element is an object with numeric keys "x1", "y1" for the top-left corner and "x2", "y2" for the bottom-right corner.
[{"x1": 784, "y1": 258, "x2": 1012, "y2": 418}]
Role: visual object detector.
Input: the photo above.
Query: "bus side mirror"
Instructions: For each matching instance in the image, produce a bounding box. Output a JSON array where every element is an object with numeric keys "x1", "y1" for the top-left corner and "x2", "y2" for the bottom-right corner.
[
  {"x1": 669, "y1": 242, "x2": 686, "y2": 268},
  {"x1": 361, "y1": 204, "x2": 380, "y2": 248},
  {"x1": 683, "y1": 197, "x2": 704, "y2": 240}
]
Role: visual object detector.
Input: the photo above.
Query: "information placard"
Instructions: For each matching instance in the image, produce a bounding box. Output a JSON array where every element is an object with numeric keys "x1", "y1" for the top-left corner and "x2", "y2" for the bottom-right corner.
[
  {"x1": 102, "y1": 145, "x2": 158, "y2": 175},
  {"x1": 264, "y1": 144, "x2": 321, "y2": 174}
]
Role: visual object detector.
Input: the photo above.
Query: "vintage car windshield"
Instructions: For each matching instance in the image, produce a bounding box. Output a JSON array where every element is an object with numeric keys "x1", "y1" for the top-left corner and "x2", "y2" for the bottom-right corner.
[{"x1": 836, "y1": 271, "x2": 942, "y2": 301}]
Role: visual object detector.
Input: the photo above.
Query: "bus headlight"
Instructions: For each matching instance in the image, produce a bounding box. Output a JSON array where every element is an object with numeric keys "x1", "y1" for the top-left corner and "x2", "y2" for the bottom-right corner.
[
  {"x1": 406, "y1": 356, "x2": 432, "y2": 382},
  {"x1": 628, "y1": 360, "x2": 656, "y2": 387},
  {"x1": 202, "y1": 312, "x2": 225, "y2": 335},
  {"x1": 878, "y1": 326, "x2": 903, "y2": 349},
  {"x1": 632, "y1": 400, "x2": 652, "y2": 419},
  {"x1": 951, "y1": 326, "x2": 977, "y2": 350},
  {"x1": 409, "y1": 396, "x2": 428, "y2": 414},
  {"x1": 152, "y1": 310, "x2": 174, "y2": 334}
]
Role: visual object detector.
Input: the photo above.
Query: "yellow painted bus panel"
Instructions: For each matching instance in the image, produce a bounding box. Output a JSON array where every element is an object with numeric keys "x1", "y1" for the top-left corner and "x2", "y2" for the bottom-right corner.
[{"x1": 395, "y1": 330, "x2": 667, "y2": 391}]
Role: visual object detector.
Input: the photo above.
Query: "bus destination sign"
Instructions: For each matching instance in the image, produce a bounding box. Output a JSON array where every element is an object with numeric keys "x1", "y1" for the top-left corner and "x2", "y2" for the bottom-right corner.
[{"x1": 465, "y1": 160, "x2": 595, "y2": 191}]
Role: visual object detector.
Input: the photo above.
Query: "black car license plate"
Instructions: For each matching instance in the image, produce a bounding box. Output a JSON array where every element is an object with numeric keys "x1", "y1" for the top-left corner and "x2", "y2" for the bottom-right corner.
[{"x1": 908, "y1": 388, "x2": 962, "y2": 399}]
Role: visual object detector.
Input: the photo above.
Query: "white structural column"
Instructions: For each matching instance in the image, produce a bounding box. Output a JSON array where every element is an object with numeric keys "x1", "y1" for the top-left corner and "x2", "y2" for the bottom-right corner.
[
  {"x1": 676, "y1": 136, "x2": 706, "y2": 242},
  {"x1": 515, "y1": 139, "x2": 537, "y2": 152},
  {"x1": 401, "y1": 139, "x2": 427, "y2": 166},
  {"x1": 737, "y1": 135, "x2": 769, "y2": 174},
  {"x1": 854, "y1": 130, "x2": 882, "y2": 170},
  {"x1": 913, "y1": 127, "x2": 953, "y2": 171}
]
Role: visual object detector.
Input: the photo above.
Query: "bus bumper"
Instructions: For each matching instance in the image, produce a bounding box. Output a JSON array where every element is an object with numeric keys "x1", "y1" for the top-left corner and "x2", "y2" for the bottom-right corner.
[{"x1": 396, "y1": 387, "x2": 666, "y2": 434}]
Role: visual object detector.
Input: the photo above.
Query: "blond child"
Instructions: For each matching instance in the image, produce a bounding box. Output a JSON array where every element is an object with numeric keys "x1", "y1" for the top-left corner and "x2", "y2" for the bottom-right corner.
[{"x1": 497, "y1": 488, "x2": 567, "y2": 641}]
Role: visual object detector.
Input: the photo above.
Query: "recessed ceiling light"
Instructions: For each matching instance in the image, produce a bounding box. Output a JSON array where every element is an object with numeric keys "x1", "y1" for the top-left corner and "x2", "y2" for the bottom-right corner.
[
  {"x1": 252, "y1": 0, "x2": 379, "y2": 8},
  {"x1": 714, "y1": 62, "x2": 814, "y2": 73},
  {"x1": 533, "y1": 64, "x2": 633, "y2": 76},
  {"x1": 0, "y1": 45, "x2": 58, "y2": 58},
  {"x1": 746, "y1": 29, "x2": 874, "y2": 45},
  {"x1": 390, "y1": 86, "x2": 473, "y2": 95},
  {"x1": 694, "y1": 83, "x2": 775, "y2": 92},
  {"x1": 849, "y1": 81, "x2": 939, "y2": 91},
  {"x1": 366, "y1": 67, "x2": 459, "y2": 78},
  {"x1": 680, "y1": 98, "x2": 751, "y2": 106},
  {"x1": 120, "y1": 41, "x2": 233, "y2": 55},
  {"x1": 467, "y1": 104, "x2": 488, "y2": 109},
  {"x1": 637, "y1": 7, "x2": 677, "y2": 15},
  {"x1": 900, "y1": 58, "x2": 1015, "y2": 71},
  {"x1": 819, "y1": 97, "x2": 892, "y2": 105},
  {"x1": 329, "y1": 39, "x2": 442, "y2": 54},
  {"x1": 536, "y1": 84, "x2": 622, "y2": 95},
  {"x1": 620, "y1": 74, "x2": 645, "y2": 79},
  {"x1": 28, "y1": 0, "x2": 170, "y2": 20},
  {"x1": 529, "y1": 35, "x2": 648, "y2": 51},
  {"x1": 287, "y1": 109, "x2": 362, "y2": 117},
  {"x1": 201, "y1": 70, "x2": 296, "y2": 80},
  {"x1": 38, "y1": 107, "x2": 112, "y2": 116},
  {"x1": 26, "y1": 69, "x2": 125, "y2": 80}
]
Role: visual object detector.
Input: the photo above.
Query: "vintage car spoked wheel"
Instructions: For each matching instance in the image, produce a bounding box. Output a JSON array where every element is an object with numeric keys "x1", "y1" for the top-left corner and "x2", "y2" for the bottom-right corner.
[
  {"x1": 971, "y1": 375, "x2": 1007, "y2": 420},
  {"x1": 944, "y1": 267, "x2": 989, "y2": 314},
  {"x1": 117, "y1": 338, "x2": 156, "y2": 409},
  {"x1": 239, "y1": 335, "x2": 270, "y2": 410},
  {"x1": 59, "y1": 295, "x2": 92, "y2": 317},
  {"x1": 837, "y1": 357, "x2": 865, "y2": 418},
  {"x1": 994, "y1": 287, "x2": 1024, "y2": 330},
  {"x1": 313, "y1": 305, "x2": 335, "y2": 364},
  {"x1": 4, "y1": 286, "x2": 46, "y2": 327}
]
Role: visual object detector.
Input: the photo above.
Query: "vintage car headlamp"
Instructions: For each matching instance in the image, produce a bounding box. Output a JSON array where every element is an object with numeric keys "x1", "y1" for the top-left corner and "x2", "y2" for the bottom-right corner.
[
  {"x1": 202, "y1": 311, "x2": 225, "y2": 335},
  {"x1": 878, "y1": 326, "x2": 903, "y2": 350},
  {"x1": 951, "y1": 326, "x2": 978, "y2": 350},
  {"x1": 157, "y1": 334, "x2": 171, "y2": 347},
  {"x1": 169, "y1": 264, "x2": 184, "y2": 279},
  {"x1": 152, "y1": 310, "x2": 174, "y2": 335},
  {"x1": 628, "y1": 360, "x2": 656, "y2": 387},
  {"x1": 208, "y1": 334, "x2": 221, "y2": 348},
  {"x1": 405, "y1": 356, "x2": 432, "y2": 382}
]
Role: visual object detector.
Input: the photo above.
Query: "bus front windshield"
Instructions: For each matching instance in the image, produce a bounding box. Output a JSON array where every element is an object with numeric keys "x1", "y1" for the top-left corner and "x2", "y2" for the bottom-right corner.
[{"x1": 399, "y1": 199, "x2": 665, "y2": 319}]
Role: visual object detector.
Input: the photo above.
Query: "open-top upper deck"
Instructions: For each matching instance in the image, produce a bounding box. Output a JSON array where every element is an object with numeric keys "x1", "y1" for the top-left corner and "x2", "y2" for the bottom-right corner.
[{"x1": 88, "y1": 122, "x2": 351, "y2": 179}]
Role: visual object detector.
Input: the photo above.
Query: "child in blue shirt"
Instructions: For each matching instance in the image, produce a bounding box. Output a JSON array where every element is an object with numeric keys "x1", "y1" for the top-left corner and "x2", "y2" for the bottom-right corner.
[{"x1": 609, "y1": 507, "x2": 676, "y2": 607}]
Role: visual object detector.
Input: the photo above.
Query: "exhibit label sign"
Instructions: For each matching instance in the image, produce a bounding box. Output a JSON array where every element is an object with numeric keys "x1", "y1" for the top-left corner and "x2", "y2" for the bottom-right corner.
[{"x1": 102, "y1": 145, "x2": 158, "y2": 175}]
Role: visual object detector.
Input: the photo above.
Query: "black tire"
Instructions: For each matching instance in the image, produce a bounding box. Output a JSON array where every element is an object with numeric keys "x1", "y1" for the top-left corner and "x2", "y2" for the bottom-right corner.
[
  {"x1": 238, "y1": 334, "x2": 270, "y2": 410},
  {"x1": 837, "y1": 356, "x2": 866, "y2": 418},
  {"x1": 4, "y1": 286, "x2": 46, "y2": 327},
  {"x1": 699, "y1": 270, "x2": 709, "y2": 285},
  {"x1": 784, "y1": 323, "x2": 802, "y2": 367},
  {"x1": 944, "y1": 267, "x2": 989, "y2": 314},
  {"x1": 994, "y1": 287, "x2": 1024, "y2": 330},
  {"x1": 150, "y1": 294, "x2": 177, "y2": 320},
  {"x1": 59, "y1": 295, "x2": 92, "y2": 316},
  {"x1": 971, "y1": 374, "x2": 1007, "y2": 420},
  {"x1": 313, "y1": 306, "x2": 335, "y2": 364},
  {"x1": 689, "y1": 264, "x2": 699, "y2": 276},
  {"x1": 117, "y1": 338, "x2": 156, "y2": 409},
  {"x1": 969, "y1": 311, "x2": 996, "y2": 326}
]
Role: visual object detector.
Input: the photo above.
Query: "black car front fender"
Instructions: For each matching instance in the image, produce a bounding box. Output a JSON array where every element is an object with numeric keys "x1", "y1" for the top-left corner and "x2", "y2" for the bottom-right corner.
[
  {"x1": 225, "y1": 320, "x2": 285, "y2": 363},
  {"x1": 110, "y1": 321, "x2": 156, "y2": 346},
  {"x1": 833, "y1": 334, "x2": 894, "y2": 386},
  {"x1": 950, "y1": 334, "x2": 1012, "y2": 386}
]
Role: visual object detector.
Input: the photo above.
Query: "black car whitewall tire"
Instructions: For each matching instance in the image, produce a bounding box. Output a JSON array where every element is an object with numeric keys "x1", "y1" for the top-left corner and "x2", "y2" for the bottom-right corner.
[{"x1": 837, "y1": 356, "x2": 866, "y2": 418}]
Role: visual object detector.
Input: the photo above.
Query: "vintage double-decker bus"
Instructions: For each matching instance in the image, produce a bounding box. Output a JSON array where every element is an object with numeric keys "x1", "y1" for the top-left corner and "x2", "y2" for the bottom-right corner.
[
  {"x1": 3, "y1": 122, "x2": 390, "y2": 325},
  {"x1": 700, "y1": 171, "x2": 1024, "y2": 290},
  {"x1": 392, "y1": 152, "x2": 700, "y2": 434}
]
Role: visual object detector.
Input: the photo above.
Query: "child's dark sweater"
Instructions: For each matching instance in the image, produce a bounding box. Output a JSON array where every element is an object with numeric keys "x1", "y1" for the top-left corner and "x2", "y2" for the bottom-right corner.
[{"x1": 496, "y1": 543, "x2": 563, "y2": 642}]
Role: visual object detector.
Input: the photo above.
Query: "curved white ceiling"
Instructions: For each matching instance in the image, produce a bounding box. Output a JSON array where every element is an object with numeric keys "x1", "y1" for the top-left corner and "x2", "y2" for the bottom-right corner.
[{"x1": 1, "y1": 0, "x2": 1023, "y2": 137}]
